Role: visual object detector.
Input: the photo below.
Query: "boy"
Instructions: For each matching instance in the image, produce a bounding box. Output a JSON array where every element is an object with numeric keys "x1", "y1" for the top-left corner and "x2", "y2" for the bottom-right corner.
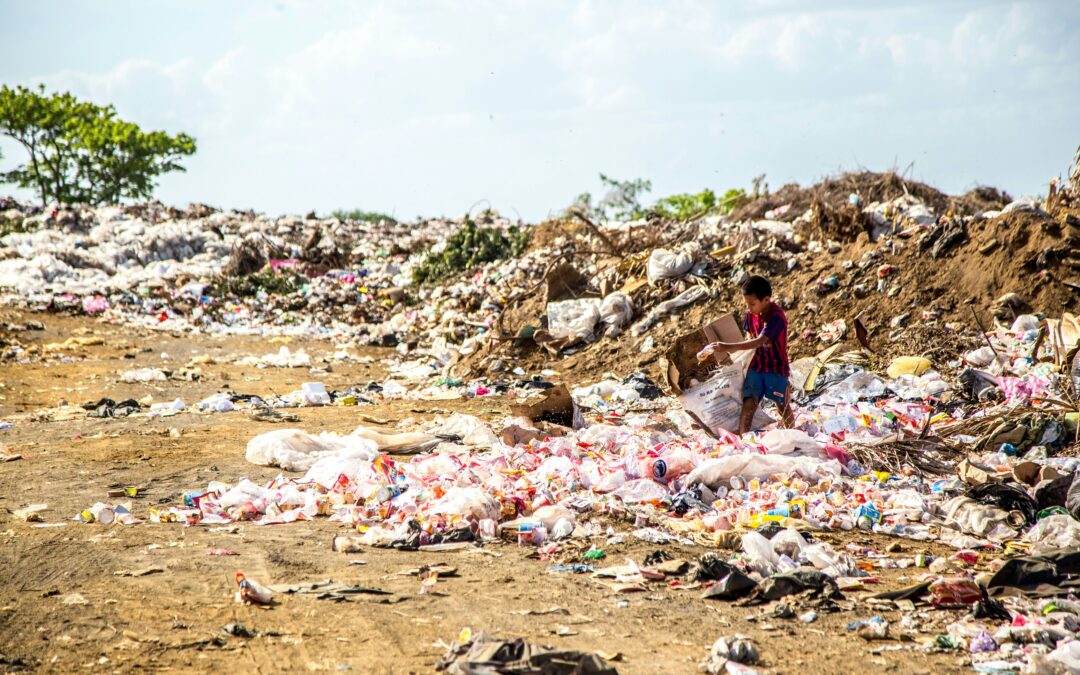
[{"x1": 697, "y1": 275, "x2": 794, "y2": 434}]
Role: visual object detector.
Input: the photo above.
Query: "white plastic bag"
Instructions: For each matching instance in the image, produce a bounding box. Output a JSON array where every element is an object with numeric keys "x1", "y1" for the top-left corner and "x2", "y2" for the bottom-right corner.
[
  {"x1": 646, "y1": 247, "x2": 694, "y2": 284},
  {"x1": 943, "y1": 496, "x2": 1018, "y2": 542},
  {"x1": 686, "y1": 454, "x2": 841, "y2": 489},
  {"x1": 599, "y1": 292, "x2": 634, "y2": 332},
  {"x1": 679, "y1": 348, "x2": 769, "y2": 434},
  {"x1": 760, "y1": 429, "x2": 822, "y2": 456},
  {"x1": 611, "y1": 478, "x2": 670, "y2": 503},
  {"x1": 428, "y1": 413, "x2": 500, "y2": 447},
  {"x1": 742, "y1": 531, "x2": 779, "y2": 575},
  {"x1": 1023, "y1": 514, "x2": 1080, "y2": 554},
  {"x1": 430, "y1": 486, "x2": 499, "y2": 521},
  {"x1": 630, "y1": 285, "x2": 708, "y2": 336},
  {"x1": 245, "y1": 429, "x2": 379, "y2": 472},
  {"x1": 547, "y1": 298, "x2": 601, "y2": 341}
]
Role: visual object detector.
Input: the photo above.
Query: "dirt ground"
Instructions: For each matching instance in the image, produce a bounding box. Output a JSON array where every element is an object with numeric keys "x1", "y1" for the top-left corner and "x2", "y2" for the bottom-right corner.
[{"x1": 1, "y1": 311, "x2": 981, "y2": 674}]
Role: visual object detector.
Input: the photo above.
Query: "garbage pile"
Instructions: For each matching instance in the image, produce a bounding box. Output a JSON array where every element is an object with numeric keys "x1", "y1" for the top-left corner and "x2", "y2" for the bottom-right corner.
[
  {"x1": 6, "y1": 156, "x2": 1080, "y2": 673},
  {"x1": 0, "y1": 201, "x2": 548, "y2": 367},
  {"x1": 2, "y1": 163, "x2": 1079, "y2": 387},
  {"x1": 102, "y1": 304, "x2": 1074, "y2": 671}
]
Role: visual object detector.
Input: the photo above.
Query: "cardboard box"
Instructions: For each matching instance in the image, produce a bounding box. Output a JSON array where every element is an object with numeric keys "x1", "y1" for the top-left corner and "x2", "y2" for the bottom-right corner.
[
  {"x1": 664, "y1": 312, "x2": 768, "y2": 435},
  {"x1": 664, "y1": 313, "x2": 744, "y2": 394}
]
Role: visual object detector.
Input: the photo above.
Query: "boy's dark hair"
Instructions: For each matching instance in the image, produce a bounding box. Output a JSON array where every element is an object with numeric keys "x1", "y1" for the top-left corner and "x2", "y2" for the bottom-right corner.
[{"x1": 741, "y1": 275, "x2": 772, "y2": 300}]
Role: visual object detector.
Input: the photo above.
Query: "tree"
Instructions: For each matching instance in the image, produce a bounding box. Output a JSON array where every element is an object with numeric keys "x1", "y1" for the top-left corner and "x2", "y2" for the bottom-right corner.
[
  {"x1": 0, "y1": 84, "x2": 195, "y2": 206},
  {"x1": 651, "y1": 187, "x2": 748, "y2": 220},
  {"x1": 567, "y1": 173, "x2": 653, "y2": 222}
]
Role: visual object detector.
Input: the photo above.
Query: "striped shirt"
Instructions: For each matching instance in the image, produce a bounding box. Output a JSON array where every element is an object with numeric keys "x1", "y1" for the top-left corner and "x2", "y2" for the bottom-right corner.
[{"x1": 743, "y1": 303, "x2": 790, "y2": 376}]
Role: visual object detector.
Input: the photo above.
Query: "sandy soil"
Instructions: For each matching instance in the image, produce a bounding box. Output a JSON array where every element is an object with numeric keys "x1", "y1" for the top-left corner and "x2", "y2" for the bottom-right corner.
[{"x1": 0, "y1": 311, "x2": 979, "y2": 674}]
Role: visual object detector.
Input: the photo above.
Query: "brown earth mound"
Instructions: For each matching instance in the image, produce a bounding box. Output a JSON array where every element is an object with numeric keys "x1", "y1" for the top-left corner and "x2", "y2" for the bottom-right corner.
[
  {"x1": 465, "y1": 199, "x2": 1078, "y2": 388},
  {"x1": 728, "y1": 171, "x2": 1010, "y2": 225}
]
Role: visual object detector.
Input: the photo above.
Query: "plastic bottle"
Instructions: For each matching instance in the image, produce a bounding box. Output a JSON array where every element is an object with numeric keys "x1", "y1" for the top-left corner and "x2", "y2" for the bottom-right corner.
[
  {"x1": 649, "y1": 450, "x2": 695, "y2": 481},
  {"x1": 376, "y1": 485, "x2": 404, "y2": 502},
  {"x1": 235, "y1": 572, "x2": 273, "y2": 605},
  {"x1": 478, "y1": 518, "x2": 498, "y2": 540}
]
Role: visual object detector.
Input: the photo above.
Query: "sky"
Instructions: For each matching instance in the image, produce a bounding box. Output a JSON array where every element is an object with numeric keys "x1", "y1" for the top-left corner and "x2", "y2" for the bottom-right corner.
[{"x1": 1, "y1": 0, "x2": 1078, "y2": 221}]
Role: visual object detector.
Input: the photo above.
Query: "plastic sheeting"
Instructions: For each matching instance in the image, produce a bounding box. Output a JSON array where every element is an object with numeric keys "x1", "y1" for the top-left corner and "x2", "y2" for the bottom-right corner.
[{"x1": 245, "y1": 429, "x2": 380, "y2": 472}]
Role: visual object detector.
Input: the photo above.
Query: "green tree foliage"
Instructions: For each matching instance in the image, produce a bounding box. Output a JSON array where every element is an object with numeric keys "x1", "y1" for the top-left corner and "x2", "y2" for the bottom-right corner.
[
  {"x1": 0, "y1": 84, "x2": 195, "y2": 206},
  {"x1": 570, "y1": 174, "x2": 748, "y2": 222},
  {"x1": 651, "y1": 187, "x2": 748, "y2": 220},
  {"x1": 412, "y1": 219, "x2": 530, "y2": 284},
  {"x1": 570, "y1": 173, "x2": 653, "y2": 221},
  {"x1": 330, "y1": 208, "x2": 396, "y2": 223}
]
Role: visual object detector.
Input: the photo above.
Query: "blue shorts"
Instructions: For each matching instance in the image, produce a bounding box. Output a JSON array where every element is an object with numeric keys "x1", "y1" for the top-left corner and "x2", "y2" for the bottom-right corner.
[{"x1": 743, "y1": 369, "x2": 789, "y2": 405}]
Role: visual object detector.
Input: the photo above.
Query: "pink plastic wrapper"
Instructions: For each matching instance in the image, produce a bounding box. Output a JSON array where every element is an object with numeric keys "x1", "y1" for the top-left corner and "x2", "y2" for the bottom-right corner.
[{"x1": 82, "y1": 295, "x2": 109, "y2": 314}]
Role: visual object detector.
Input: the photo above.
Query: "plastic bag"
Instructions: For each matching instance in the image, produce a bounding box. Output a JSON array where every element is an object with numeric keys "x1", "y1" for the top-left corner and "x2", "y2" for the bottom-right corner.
[
  {"x1": 886, "y1": 356, "x2": 932, "y2": 378},
  {"x1": 942, "y1": 496, "x2": 1018, "y2": 542},
  {"x1": 217, "y1": 479, "x2": 275, "y2": 510},
  {"x1": 1027, "y1": 639, "x2": 1080, "y2": 674},
  {"x1": 887, "y1": 371, "x2": 949, "y2": 400},
  {"x1": 965, "y1": 347, "x2": 998, "y2": 368},
  {"x1": 198, "y1": 392, "x2": 235, "y2": 413},
  {"x1": 802, "y1": 542, "x2": 858, "y2": 577},
  {"x1": 630, "y1": 286, "x2": 708, "y2": 336},
  {"x1": 599, "y1": 292, "x2": 633, "y2": 332},
  {"x1": 302, "y1": 455, "x2": 373, "y2": 488},
  {"x1": 686, "y1": 454, "x2": 841, "y2": 489},
  {"x1": 428, "y1": 413, "x2": 500, "y2": 447},
  {"x1": 646, "y1": 247, "x2": 694, "y2": 284},
  {"x1": 611, "y1": 478, "x2": 670, "y2": 503},
  {"x1": 819, "y1": 371, "x2": 885, "y2": 403},
  {"x1": 741, "y1": 531, "x2": 779, "y2": 575},
  {"x1": 533, "y1": 505, "x2": 576, "y2": 530},
  {"x1": 679, "y1": 348, "x2": 769, "y2": 434},
  {"x1": 245, "y1": 429, "x2": 379, "y2": 472},
  {"x1": 547, "y1": 298, "x2": 601, "y2": 341},
  {"x1": 1023, "y1": 514, "x2": 1080, "y2": 554},
  {"x1": 770, "y1": 527, "x2": 808, "y2": 558},
  {"x1": 430, "y1": 486, "x2": 499, "y2": 522},
  {"x1": 759, "y1": 429, "x2": 822, "y2": 456},
  {"x1": 1011, "y1": 314, "x2": 1041, "y2": 333}
]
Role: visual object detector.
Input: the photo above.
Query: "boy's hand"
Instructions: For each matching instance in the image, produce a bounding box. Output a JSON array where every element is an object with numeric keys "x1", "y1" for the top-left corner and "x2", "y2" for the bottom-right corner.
[{"x1": 696, "y1": 342, "x2": 727, "y2": 362}]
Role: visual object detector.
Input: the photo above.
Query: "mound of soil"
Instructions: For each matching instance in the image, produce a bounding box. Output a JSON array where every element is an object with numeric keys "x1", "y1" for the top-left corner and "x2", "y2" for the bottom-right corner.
[
  {"x1": 473, "y1": 206, "x2": 1078, "y2": 388},
  {"x1": 734, "y1": 171, "x2": 1014, "y2": 222}
]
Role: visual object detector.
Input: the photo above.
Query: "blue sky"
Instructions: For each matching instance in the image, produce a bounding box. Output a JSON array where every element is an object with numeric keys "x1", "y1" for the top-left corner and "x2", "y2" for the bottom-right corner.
[{"x1": 1, "y1": 0, "x2": 1078, "y2": 220}]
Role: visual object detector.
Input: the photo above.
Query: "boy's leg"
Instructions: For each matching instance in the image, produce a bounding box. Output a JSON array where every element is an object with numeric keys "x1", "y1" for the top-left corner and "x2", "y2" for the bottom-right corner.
[
  {"x1": 739, "y1": 396, "x2": 759, "y2": 435},
  {"x1": 779, "y1": 385, "x2": 795, "y2": 428}
]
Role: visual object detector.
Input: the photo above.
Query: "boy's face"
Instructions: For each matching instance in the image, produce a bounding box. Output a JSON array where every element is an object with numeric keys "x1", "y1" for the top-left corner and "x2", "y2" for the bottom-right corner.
[{"x1": 744, "y1": 294, "x2": 769, "y2": 316}]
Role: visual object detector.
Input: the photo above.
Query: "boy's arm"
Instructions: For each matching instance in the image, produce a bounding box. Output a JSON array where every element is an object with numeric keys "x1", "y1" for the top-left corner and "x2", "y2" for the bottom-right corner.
[{"x1": 697, "y1": 335, "x2": 767, "y2": 360}]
